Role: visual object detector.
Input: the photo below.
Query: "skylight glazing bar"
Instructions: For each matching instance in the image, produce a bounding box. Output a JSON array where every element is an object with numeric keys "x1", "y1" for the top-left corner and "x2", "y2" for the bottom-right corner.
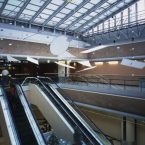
[
  {"x1": 75, "y1": 0, "x2": 122, "y2": 32},
  {"x1": 54, "y1": 0, "x2": 90, "y2": 28},
  {"x1": 0, "y1": 0, "x2": 9, "y2": 15},
  {"x1": 42, "y1": 1, "x2": 69, "y2": 26},
  {"x1": 65, "y1": 0, "x2": 108, "y2": 30},
  {"x1": 29, "y1": 0, "x2": 52, "y2": 23},
  {"x1": 80, "y1": 0, "x2": 138, "y2": 33},
  {"x1": 15, "y1": 0, "x2": 31, "y2": 19}
]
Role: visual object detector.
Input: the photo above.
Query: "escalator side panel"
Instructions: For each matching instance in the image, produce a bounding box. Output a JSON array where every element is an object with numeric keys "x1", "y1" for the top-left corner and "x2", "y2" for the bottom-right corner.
[
  {"x1": 0, "y1": 88, "x2": 20, "y2": 145},
  {"x1": 0, "y1": 98, "x2": 14, "y2": 145},
  {"x1": 5, "y1": 88, "x2": 39, "y2": 145},
  {"x1": 28, "y1": 84, "x2": 74, "y2": 143},
  {"x1": 17, "y1": 85, "x2": 46, "y2": 145}
]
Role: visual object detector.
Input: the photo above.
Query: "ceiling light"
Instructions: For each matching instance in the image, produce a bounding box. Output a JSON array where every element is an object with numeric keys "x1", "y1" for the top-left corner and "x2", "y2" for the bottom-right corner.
[
  {"x1": 47, "y1": 60, "x2": 50, "y2": 63},
  {"x1": 94, "y1": 62, "x2": 103, "y2": 65},
  {"x1": 107, "y1": 61, "x2": 119, "y2": 65},
  {"x1": 131, "y1": 48, "x2": 135, "y2": 51},
  {"x1": 9, "y1": 43, "x2": 12, "y2": 46}
]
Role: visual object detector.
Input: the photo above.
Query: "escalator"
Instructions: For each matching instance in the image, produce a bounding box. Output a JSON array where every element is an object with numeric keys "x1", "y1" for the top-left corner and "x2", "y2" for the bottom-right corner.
[
  {"x1": 2, "y1": 85, "x2": 46, "y2": 145},
  {"x1": 22, "y1": 77, "x2": 113, "y2": 145}
]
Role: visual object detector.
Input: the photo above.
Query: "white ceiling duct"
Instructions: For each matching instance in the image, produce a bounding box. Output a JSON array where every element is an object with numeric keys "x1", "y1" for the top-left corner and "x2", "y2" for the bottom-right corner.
[
  {"x1": 7, "y1": 55, "x2": 20, "y2": 62},
  {"x1": 78, "y1": 60, "x2": 92, "y2": 67},
  {"x1": 81, "y1": 45, "x2": 108, "y2": 53},
  {"x1": 27, "y1": 56, "x2": 39, "y2": 65},
  {"x1": 77, "y1": 66, "x2": 96, "y2": 72},
  {"x1": 55, "y1": 61, "x2": 75, "y2": 69},
  {"x1": 121, "y1": 58, "x2": 145, "y2": 69}
]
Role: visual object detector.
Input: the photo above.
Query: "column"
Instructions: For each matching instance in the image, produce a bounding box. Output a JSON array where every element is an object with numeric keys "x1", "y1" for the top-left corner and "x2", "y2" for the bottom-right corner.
[{"x1": 121, "y1": 117, "x2": 136, "y2": 145}]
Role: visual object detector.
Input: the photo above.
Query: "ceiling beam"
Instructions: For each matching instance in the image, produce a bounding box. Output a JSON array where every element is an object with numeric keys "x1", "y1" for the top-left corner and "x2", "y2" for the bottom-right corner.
[
  {"x1": 15, "y1": 0, "x2": 31, "y2": 19},
  {"x1": 81, "y1": 0, "x2": 138, "y2": 33},
  {"x1": 0, "y1": 0, "x2": 9, "y2": 15},
  {"x1": 75, "y1": 0, "x2": 122, "y2": 32},
  {"x1": 64, "y1": 0, "x2": 108, "y2": 30},
  {"x1": 29, "y1": 0, "x2": 52, "y2": 23},
  {"x1": 42, "y1": 1, "x2": 69, "y2": 26},
  {"x1": 54, "y1": 0, "x2": 90, "y2": 29}
]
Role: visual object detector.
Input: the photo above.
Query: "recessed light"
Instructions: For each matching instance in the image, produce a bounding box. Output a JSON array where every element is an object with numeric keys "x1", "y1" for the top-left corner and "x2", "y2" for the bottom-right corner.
[
  {"x1": 131, "y1": 48, "x2": 135, "y2": 50},
  {"x1": 107, "y1": 61, "x2": 119, "y2": 65},
  {"x1": 9, "y1": 43, "x2": 12, "y2": 46}
]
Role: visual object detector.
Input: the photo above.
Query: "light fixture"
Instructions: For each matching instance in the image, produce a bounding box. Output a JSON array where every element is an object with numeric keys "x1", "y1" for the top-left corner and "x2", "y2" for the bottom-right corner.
[
  {"x1": 131, "y1": 48, "x2": 135, "y2": 51},
  {"x1": 107, "y1": 61, "x2": 119, "y2": 65},
  {"x1": 0, "y1": 38, "x2": 3, "y2": 40},
  {"x1": 47, "y1": 60, "x2": 50, "y2": 63},
  {"x1": 9, "y1": 43, "x2": 12, "y2": 46},
  {"x1": 94, "y1": 62, "x2": 103, "y2": 65}
]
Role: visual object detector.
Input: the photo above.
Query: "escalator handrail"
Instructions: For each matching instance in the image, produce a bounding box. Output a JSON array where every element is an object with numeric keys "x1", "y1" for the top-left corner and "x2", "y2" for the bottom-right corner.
[
  {"x1": 0, "y1": 88, "x2": 21, "y2": 145},
  {"x1": 38, "y1": 76, "x2": 113, "y2": 144},
  {"x1": 16, "y1": 84, "x2": 47, "y2": 145},
  {"x1": 22, "y1": 77, "x2": 113, "y2": 145}
]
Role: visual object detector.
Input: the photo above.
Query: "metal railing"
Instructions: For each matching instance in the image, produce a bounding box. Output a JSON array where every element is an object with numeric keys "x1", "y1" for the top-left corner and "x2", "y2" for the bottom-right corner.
[{"x1": 43, "y1": 73, "x2": 145, "y2": 92}]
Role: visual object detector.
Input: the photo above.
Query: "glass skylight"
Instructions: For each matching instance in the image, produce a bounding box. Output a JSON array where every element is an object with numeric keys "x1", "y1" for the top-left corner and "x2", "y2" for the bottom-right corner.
[{"x1": 0, "y1": 0, "x2": 139, "y2": 35}]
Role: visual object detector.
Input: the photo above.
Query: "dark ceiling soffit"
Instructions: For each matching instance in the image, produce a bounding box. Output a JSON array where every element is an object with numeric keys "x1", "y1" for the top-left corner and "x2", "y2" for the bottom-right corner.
[
  {"x1": 54, "y1": 0, "x2": 90, "y2": 28},
  {"x1": 0, "y1": 0, "x2": 9, "y2": 15},
  {"x1": 29, "y1": 0, "x2": 52, "y2": 23},
  {"x1": 81, "y1": 0, "x2": 138, "y2": 33},
  {"x1": 15, "y1": 0, "x2": 31, "y2": 20},
  {"x1": 64, "y1": 0, "x2": 108, "y2": 30}
]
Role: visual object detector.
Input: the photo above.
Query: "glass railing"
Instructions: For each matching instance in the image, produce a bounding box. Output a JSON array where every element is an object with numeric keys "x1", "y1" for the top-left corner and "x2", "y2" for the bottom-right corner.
[{"x1": 45, "y1": 73, "x2": 144, "y2": 92}]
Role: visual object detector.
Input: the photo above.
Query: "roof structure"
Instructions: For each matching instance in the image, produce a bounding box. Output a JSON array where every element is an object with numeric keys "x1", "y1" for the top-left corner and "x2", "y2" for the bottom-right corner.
[{"x1": 0, "y1": 0, "x2": 138, "y2": 36}]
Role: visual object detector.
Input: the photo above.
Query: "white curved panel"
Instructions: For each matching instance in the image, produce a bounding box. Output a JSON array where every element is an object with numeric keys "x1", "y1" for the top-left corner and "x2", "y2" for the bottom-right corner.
[{"x1": 50, "y1": 36, "x2": 69, "y2": 55}]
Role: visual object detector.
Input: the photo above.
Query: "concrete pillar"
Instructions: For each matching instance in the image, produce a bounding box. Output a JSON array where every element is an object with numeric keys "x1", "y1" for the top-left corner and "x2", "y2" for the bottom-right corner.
[{"x1": 121, "y1": 117, "x2": 136, "y2": 145}]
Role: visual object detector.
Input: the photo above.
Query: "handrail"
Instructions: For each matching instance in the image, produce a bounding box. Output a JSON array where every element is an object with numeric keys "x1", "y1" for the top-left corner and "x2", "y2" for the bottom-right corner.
[
  {"x1": 16, "y1": 84, "x2": 47, "y2": 145},
  {"x1": 0, "y1": 88, "x2": 21, "y2": 145},
  {"x1": 22, "y1": 77, "x2": 113, "y2": 145},
  {"x1": 37, "y1": 76, "x2": 113, "y2": 145}
]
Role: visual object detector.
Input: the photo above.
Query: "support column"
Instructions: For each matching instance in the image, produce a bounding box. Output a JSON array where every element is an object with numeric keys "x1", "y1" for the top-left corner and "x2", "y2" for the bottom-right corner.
[{"x1": 121, "y1": 117, "x2": 136, "y2": 145}]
